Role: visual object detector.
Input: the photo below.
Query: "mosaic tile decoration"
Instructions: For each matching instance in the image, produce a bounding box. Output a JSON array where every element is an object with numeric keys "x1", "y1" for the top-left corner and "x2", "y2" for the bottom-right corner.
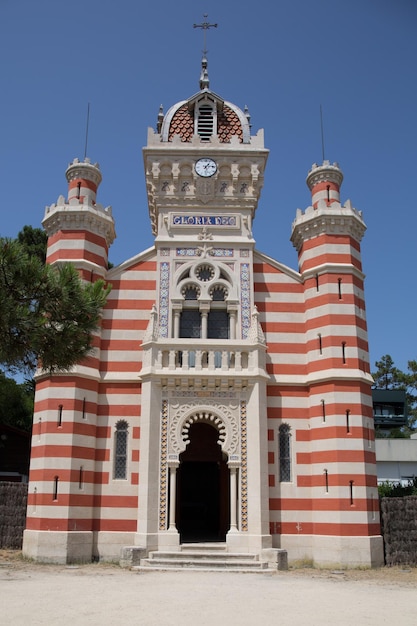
[
  {"x1": 209, "y1": 249, "x2": 234, "y2": 257},
  {"x1": 240, "y1": 262, "x2": 251, "y2": 339},
  {"x1": 176, "y1": 248, "x2": 200, "y2": 256},
  {"x1": 171, "y1": 390, "x2": 237, "y2": 399},
  {"x1": 160, "y1": 248, "x2": 170, "y2": 256},
  {"x1": 240, "y1": 249, "x2": 250, "y2": 257},
  {"x1": 159, "y1": 262, "x2": 170, "y2": 338},
  {"x1": 240, "y1": 400, "x2": 248, "y2": 531},
  {"x1": 176, "y1": 248, "x2": 234, "y2": 258},
  {"x1": 159, "y1": 400, "x2": 168, "y2": 531}
]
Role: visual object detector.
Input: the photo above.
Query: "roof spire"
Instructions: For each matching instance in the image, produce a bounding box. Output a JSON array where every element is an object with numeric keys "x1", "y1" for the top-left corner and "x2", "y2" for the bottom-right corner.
[
  {"x1": 193, "y1": 14, "x2": 218, "y2": 90},
  {"x1": 200, "y1": 55, "x2": 209, "y2": 89}
]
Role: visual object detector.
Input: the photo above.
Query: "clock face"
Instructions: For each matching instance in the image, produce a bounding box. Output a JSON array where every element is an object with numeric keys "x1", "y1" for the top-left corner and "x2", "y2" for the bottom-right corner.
[{"x1": 195, "y1": 158, "x2": 217, "y2": 177}]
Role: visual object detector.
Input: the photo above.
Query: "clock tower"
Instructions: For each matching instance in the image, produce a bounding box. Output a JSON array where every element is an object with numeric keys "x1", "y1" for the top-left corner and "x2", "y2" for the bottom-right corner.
[{"x1": 139, "y1": 56, "x2": 273, "y2": 556}]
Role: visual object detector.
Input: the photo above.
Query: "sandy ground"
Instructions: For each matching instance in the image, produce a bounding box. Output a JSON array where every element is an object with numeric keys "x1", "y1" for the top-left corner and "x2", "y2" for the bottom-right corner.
[{"x1": 1, "y1": 551, "x2": 416, "y2": 626}]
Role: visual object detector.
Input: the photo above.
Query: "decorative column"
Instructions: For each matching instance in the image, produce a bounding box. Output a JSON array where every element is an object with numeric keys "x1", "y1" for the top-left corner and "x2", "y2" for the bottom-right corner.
[
  {"x1": 229, "y1": 309, "x2": 237, "y2": 340},
  {"x1": 200, "y1": 304, "x2": 210, "y2": 340},
  {"x1": 168, "y1": 462, "x2": 179, "y2": 531},
  {"x1": 172, "y1": 306, "x2": 181, "y2": 339},
  {"x1": 228, "y1": 464, "x2": 239, "y2": 533}
]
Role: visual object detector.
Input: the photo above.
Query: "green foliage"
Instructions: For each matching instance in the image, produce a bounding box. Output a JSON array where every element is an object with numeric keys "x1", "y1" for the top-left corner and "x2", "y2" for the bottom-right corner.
[
  {"x1": 0, "y1": 372, "x2": 34, "y2": 431},
  {"x1": 378, "y1": 478, "x2": 417, "y2": 498},
  {"x1": 0, "y1": 236, "x2": 111, "y2": 374},
  {"x1": 373, "y1": 355, "x2": 402, "y2": 389},
  {"x1": 17, "y1": 225, "x2": 47, "y2": 263}
]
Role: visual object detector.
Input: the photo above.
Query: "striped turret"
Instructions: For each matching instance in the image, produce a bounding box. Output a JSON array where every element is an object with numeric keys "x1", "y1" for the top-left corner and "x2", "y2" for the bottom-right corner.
[
  {"x1": 291, "y1": 160, "x2": 369, "y2": 375},
  {"x1": 306, "y1": 160, "x2": 343, "y2": 208},
  {"x1": 287, "y1": 161, "x2": 380, "y2": 562},
  {"x1": 23, "y1": 158, "x2": 116, "y2": 563},
  {"x1": 66, "y1": 157, "x2": 102, "y2": 204},
  {"x1": 42, "y1": 158, "x2": 115, "y2": 281}
]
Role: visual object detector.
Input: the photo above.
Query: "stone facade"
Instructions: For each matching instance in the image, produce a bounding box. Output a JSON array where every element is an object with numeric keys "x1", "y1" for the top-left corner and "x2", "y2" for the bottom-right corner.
[{"x1": 23, "y1": 63, "x2": 384, "y2": 567}]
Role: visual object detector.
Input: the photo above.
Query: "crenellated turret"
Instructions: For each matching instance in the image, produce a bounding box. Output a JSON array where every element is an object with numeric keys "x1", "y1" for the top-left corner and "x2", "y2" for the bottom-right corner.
[
  {"x1": 66, "y1": 158, "x2": 102, "y2": 205},
  {"x1": 306, "y1": 160, "x2": 343, "y2": 208},
  {"x1": 42, "y1": 158, "x2": 115, "y2": 279}
]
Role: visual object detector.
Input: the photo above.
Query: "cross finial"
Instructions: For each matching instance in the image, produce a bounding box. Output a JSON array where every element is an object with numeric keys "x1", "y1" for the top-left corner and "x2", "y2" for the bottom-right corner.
[{"x1": 193, "y1": 14, "x2": 218, "y2": 56}]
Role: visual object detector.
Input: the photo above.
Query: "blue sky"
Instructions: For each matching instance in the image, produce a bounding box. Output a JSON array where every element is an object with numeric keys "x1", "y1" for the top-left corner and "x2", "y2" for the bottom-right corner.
[{"x1": 1, "y1": 0, "x2": 416, "y2": 373}]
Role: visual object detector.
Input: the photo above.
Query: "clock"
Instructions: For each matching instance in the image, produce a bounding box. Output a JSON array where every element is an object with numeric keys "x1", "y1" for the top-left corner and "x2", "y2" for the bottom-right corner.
[{"x1": 195, "y1": 158, "x2": 217, "y2": 177}]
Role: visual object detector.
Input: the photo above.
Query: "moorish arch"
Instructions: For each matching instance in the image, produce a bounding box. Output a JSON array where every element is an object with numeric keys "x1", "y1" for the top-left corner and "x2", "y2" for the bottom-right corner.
[
  {"x1": 164, "y1": 403, "x2": 243, "y2": 541},
  {"x1": 169, "y1": 403, "x2": 240, "y2": 459}
]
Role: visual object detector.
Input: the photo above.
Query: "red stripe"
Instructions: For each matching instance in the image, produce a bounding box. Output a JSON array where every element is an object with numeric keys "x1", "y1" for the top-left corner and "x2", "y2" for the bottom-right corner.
[
  {"x1": 301, "y1": 234, "x2": 361, "y2": 253},
  {"x1": 296, "y1": 426, "x2": 373, "y2": 442},
  {"x1": 68, "y1": 179, "x2": 97, "y2": 192},
  {"x1": 296, "y1": 449, "x2": 376, "y2": 464},
  {"x1": 270, "y1": 497, "x2": 376, "y2": 512}
]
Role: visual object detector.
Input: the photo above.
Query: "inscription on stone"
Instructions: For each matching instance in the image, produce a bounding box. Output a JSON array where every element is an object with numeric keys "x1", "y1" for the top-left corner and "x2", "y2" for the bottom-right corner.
[{"x1": 172, "y1": 215, "x2": 237, "y2": 227}]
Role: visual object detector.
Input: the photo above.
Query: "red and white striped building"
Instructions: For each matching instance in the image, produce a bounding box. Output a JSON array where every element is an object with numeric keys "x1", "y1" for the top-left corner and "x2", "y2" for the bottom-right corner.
[{"x1": 23, "y1": 61, "x2": 384, "y2": 566}]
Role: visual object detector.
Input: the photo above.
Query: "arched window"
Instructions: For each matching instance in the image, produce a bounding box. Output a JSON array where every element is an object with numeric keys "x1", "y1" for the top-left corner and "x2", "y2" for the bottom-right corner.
[
  {"x1": 114, "y1": 420, "x2": 129, "y2": 479},
  {"x1": 279, "y1": 424, "x2": 291, "y2": 482},
  {"x1": 211, "y1": 286, "x2": 226, "y2": 301},
  {"x1": 183, "y1": 286, "x2": 198, "y2": 300},
  {"x1": 175, "y1": 262, "x2": 235, "y2": 340}
]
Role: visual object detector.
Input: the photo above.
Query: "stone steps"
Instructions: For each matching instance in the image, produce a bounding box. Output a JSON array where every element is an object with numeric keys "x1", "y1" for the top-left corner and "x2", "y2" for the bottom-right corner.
[
  {"x1": 122, "y1": 543, "x2": 288, "y2": 572},
  {"x1": 132, "y1": 543, "x2": 281, "y2": 572}
]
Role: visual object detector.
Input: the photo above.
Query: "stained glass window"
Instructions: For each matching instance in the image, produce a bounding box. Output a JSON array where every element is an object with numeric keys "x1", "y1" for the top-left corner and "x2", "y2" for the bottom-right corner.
[
  {"x1": 114, "y1": 420, "x2": 128, "y2": 480},
  {"x1": 208, "y1": 310, "x2": 229, "y2": 339},
  {"x1": 180, "y1": 310, "x2": 201, "y2": 338},
  {"x1": 279, "y1": 424, "x2": 291, "y2": 482}
]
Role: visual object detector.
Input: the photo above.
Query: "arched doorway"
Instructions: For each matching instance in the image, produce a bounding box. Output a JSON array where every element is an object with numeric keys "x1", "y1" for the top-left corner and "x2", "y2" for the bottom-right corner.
[{"x1": 176, "y1": 422, "x2": 230, "y2": 542}]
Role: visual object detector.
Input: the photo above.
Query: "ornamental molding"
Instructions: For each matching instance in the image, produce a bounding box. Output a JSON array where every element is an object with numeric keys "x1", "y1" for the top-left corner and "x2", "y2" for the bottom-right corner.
[
  {"x1": 42, "y1": 203, "x2": 116, "y2": 245},
  {"x1": 291, "y1": 201, "x2": 366, "y2": 251},
  {"x1": 306, "y1": 161, "x2": 343, "y2": 189},
  {"x1": 168, "y1": 401, "x2": 240, "y2": 458}
]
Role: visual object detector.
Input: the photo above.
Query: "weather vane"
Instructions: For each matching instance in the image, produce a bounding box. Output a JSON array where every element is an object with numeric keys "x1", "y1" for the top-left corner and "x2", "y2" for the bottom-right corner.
[{"x1": 193, "y1": 14, "x2": 218, "y2": 55}]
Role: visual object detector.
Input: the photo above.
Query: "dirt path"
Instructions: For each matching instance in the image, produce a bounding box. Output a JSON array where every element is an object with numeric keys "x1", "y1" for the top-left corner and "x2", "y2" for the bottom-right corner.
[{"x1": 1, "y1": 552, "x2": 416, "y2": 626}]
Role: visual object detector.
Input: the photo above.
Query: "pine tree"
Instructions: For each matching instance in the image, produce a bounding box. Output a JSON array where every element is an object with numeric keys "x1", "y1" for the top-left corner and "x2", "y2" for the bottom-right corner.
[
  {"x1": 372, "y1": 354, "x2": 402, "y2": 389},
  {"x1": 0, "y1": 236, "x2": 110, "y2": 374}
]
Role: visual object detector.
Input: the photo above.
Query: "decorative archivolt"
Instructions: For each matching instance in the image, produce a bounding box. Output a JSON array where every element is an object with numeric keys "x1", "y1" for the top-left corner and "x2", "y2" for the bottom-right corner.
[
  {"x1": 173, "y1": 259, "x2": 237, "y2": 302},
  {"x1": 169, "y1": 402, "x2": 239, "y2": 457}
]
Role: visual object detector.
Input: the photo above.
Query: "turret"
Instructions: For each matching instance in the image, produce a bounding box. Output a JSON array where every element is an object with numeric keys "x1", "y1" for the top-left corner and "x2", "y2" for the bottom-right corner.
[
  {"x1": 291, "y1": 160, "x2": 370, "y2": 374},
  {"x1": 42, "y1": 158, "x2": 115, "y2": 279},
  {"x1": 306, "y1": 160, "x2": 343, "y2": 208},
  {"x1": 66, "y1": 158, "x2": 102, "y2": 205}
]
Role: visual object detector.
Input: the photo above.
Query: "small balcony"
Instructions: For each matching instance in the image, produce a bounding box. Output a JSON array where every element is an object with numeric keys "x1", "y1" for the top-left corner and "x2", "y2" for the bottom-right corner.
[{"x1": 141, "y1": 339, "x2": 267, "y2": 380}]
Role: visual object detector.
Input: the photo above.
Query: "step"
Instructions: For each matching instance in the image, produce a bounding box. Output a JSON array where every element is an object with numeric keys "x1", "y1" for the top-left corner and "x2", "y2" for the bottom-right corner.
[
  {"x1": 146, "y1": 551, "x2": 259, "y2": 563},
  {"x1": 140, "y1": 557, "x2": 268, "y2": 569},
  {"x1": 122, "y1": 545, "x2": 288, "y2": 572},
  {"x1": 180, "y1": 542, "x2": 227, "y2": 552},
  {"x1": 136, "y1": 547, "x2": 271, "y2": 572}
]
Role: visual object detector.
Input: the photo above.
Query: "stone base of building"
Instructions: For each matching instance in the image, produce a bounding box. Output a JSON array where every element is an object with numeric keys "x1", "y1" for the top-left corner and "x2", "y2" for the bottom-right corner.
[
  {"x1": 23, "y1": 529, "x2": 384, "y2": 568},
  {"x1": 226, "y1": 530, "x2": 273, "y2": 553},
  {"x1": 22, "y1": 530, "x2": 136, "y2": 564},
  {"x1": 23, "y1": 530, "x2": 94, "y2": 564},
  {"x1": 94, "y1": 531, "x2": 136, "y2": 562},
  {"x1": 278, "y1": 534, "x2": 384, "y2": 568}
]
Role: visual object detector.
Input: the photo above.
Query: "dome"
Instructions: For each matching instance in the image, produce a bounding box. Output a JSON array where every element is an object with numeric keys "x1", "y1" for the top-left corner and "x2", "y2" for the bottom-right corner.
[{"x1": 158, "y1": 58, "x2": 251, "y2": 144}]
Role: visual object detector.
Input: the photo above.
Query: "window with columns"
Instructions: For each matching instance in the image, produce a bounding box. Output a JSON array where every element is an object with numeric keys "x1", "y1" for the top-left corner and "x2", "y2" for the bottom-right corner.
[{"x1": 172, "y1": 261, "x2": 238, "y2": 341}]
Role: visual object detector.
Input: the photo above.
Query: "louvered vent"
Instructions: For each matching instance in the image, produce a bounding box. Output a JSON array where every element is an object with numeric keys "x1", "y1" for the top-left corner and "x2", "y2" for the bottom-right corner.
[{"x1": 197, "y1": 104, "x2": 214, "y2": 141}]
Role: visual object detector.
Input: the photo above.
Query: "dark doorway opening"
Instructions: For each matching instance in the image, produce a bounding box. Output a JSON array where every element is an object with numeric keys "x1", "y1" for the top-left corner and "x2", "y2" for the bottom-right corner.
[{"x1": 176, "y1": 422, "x2": 229, "y2": 542}]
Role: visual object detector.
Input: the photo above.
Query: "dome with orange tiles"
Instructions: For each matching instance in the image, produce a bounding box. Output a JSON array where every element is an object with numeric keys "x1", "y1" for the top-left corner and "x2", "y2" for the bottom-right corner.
[{"x1": 158, "y1": 56, "x2": 251, "y2": 144}]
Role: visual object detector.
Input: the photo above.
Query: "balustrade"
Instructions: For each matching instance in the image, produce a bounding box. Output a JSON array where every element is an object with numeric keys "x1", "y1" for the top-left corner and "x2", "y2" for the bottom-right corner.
[{"x1": 146, "y1": 340, "x2": 261, "y2": 374}]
